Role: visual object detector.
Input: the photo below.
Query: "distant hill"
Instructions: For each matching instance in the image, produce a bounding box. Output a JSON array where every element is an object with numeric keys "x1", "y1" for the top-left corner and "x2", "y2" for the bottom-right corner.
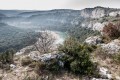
[{"x1": 0, "y1": 7, "x2": 120, "y2": 30}]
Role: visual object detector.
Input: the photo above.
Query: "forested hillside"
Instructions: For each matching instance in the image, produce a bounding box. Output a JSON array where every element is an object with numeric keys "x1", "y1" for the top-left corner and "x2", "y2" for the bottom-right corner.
[{"x1": 0, "y1": 23, "x2": 37, "y2": 52}]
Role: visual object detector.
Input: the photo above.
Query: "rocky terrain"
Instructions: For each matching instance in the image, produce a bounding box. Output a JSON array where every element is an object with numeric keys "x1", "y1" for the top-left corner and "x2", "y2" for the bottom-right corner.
[{"x1": 0, "y1": 6, "x2": 120, "y2": 80}]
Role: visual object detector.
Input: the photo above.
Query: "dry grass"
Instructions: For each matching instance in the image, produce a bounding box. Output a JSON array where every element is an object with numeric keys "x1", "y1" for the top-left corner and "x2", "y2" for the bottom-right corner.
[{"x1": 91, "y1": 48, "x2": 120, "y2": 78}]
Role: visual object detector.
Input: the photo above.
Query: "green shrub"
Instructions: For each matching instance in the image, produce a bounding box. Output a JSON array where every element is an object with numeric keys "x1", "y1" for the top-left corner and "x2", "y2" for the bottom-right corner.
[
  {"x1": 21, "y1": 57, "x2": 34, "y2": 66},
  {"x1": 34, "y1": 59, "x2": 61, "y2": 75},
  {"x1": 113, "y1": 53, "x2": 120, "y2": 64},
  {"x1": 0, "y1": 49, "x2": 15, "y2": 64},
  {"x1": 68, "y1": 27, "x2": 100, "y2": 42},
  {"x1": 46, "y1": 59, "x2": 61, "y2": 72},
  {"x1": 34, "y1": 62, "x2": 46, "y2": 75},
  {"x1": 59, "y1": 37, "x2": 97, "y2": 75}
]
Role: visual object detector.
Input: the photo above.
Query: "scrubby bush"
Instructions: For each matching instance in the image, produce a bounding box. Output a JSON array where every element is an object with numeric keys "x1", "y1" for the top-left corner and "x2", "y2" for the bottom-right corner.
[
  {"x1": 0, "y1": 49, "x2": 15, "y2": 70},
  {"x1": 94, "y1": 47, "x2": 120, "y2": 64},
  {"x1": 0, "y1": 49, "x2": 15, "y2": 64},
  {"x1": 45, "y1": 59, "x2": 61, "y2": 72},
  {"x1": 93, "y1": 47, "x2": 112, "y2": 59},
  {"x1": 68, "y1": 27, "x2": 100, "y2": 42},
  {"x1": 59, "y1": 37, "x2": 97, "y2": 75},
  {"x1": 34, "y1": 62, "x2": 46, "y2": 75},
  {"x1": 21, "y1": 57, "x2": 34, "y2": 66},
  {"x1": 34, "y1": 59, "x2": 61, "y2": 75},
  {"x1": 102, "y1": 23, "x2": 120, "y2": 39},
  {"x1": 113, "y1": 53, "x2": 120, "y2": 64}
]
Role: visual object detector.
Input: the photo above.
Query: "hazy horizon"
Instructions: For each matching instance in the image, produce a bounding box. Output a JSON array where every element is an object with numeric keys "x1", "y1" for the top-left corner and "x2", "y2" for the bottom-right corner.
[{"x1": 0, "y1": 0, "x2": 120, "y2": 10}]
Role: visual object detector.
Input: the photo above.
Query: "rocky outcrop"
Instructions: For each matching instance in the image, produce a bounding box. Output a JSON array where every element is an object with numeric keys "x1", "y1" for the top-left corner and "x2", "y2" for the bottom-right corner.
[
  {"x1": 85, "y1": 36, "x2": 102, "y2": 45},
  {"x1": 80, "y1": 6, "x2": 120, "y2": 18},
  {"x1": 80, "y1": 7, "x2": 108, "y2": 18},
  {"x1": 85, "y1": 36, "x2": 120, "y2": 54},
  {"x1": 92, "y1": 22, "x2": 106, "y2": 31},
  {"x1": 99, "y1": 67, "x2": 112, "y2": 79},
  {"x1": 91, "y1": 8, "x2": 106, "y2": 18},
  {"x1": 28, "y1": 51, "x2": 65, "y2": 62},
  {"x1": 81, "y1": 7, "x2": 106, "y2": 18},
  {"x1": 81, "y1": 19, "x2": 108, "y2": 31},
  {"x1": 101, "y1": 39, "x2": 120, "y2": 54},
  {"x1": 109, "y1": 11, "x2": 120, "y2": 17}
]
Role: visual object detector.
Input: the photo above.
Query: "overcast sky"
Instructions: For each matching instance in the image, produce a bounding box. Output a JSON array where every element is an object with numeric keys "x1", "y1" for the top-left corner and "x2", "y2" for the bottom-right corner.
[{"x1": 0, "y1": 0, "x2": 120, "y2": 10}]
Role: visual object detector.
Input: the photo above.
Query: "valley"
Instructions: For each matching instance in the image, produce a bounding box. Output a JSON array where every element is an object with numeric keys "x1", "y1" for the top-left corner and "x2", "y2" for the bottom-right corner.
[{"x1": 0, "y1": 6, "x2": 120, "y2": 80}]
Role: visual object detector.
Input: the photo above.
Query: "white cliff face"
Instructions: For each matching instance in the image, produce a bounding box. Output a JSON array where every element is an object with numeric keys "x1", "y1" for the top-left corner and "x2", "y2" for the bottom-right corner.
[
  {"x1": 91, "y1": 8, "x2": 105, "y2": 18},
  {"x1": 81, "y1": 20, "x2": 107, "y2": 31},
  {"x1": 80, "y1": 7, "x2": 106, "y2": 18},
  {"x1": 109, "y1": 11, "x2": 120, "y2": 17},
  {"x1": 80, "y1": 9, "x2": 92, "y2": 18},
  {"x1": 80, "y1": 7, "x2": 120, "y2": 19},
  {"x1": 92, "y1": 22, "x2": 106, "y2": 31}
]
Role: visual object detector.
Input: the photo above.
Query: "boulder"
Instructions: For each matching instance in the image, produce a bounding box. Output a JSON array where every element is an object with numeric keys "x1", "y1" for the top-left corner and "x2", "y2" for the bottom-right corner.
[
  {"x1": 10, "y1": 64, "x2": 16, "y2": 69},
  {"x1": 85, "y1": 36, "x2": 102, "y2": 45},
  {"x1": 99, "y1": 67, "x2": 112, "y2": 79}
]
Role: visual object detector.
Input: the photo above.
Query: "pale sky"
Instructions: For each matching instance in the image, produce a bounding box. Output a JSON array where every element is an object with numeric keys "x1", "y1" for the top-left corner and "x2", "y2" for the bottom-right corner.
[{"x1": 0, "y1": 0, "x2": 120, "y2": 10}]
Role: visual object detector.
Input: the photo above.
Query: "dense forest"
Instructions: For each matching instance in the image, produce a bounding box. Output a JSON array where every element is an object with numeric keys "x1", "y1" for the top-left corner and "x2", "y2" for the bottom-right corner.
[{"x1": 0, "y1": 23, "x2": 37, "y2": 52}]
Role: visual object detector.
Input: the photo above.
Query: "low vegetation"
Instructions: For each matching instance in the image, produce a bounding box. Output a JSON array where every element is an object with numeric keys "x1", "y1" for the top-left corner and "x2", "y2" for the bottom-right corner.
[
  {"x1": 58, "y1": 37, "x2": 98, "y2": 76},
  {"x1": 21, "y1": 57, "x2": 62, "y2": 75},
  {"x1": 102, "y1": 22, "x2": 120, "y2": 40},
  {"x1": 113, "y1": 53, "x2": 120, "y2": 64},
  {"x1": 20, "y1": 37, "x2": 98, "y2": 78},
  {"x1": 68, "y1": 27, "x2": 100, "y2": 42},
  {"x1": 0, "y1": 49, "x2": 15, "y2": 70},
  {"x1": 21, "y1": 57, "x2": 34, "y2": 66}
]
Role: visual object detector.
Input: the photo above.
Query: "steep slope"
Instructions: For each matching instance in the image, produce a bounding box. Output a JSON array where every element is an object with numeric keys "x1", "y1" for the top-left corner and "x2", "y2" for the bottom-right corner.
[{"x1": 0, "y1": 23, "x2": 36, "y2": 52}]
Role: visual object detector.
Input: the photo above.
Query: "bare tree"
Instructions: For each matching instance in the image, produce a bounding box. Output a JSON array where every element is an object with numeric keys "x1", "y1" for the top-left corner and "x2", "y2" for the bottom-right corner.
[{"x1": 34, "y1": 30, "x2": 56, "y2": 54}]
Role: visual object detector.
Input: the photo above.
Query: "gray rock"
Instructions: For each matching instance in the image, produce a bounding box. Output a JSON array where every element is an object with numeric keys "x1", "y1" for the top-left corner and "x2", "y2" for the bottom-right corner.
[
  {"x1": 85, "y1": 36, "x2": 102, "y2": 45},
  {"x1": 10, "y1": 64, "x2": 16, "y2": 69},
  {"x1": 99, "y1": 67, "x2": 112, "y2": 79},
  {"x1": 101, "y1": 39, "x2": 120, "y2": 54},
  {"x1": 28, "y1": 51, "x2": 65, "y2": 62}
]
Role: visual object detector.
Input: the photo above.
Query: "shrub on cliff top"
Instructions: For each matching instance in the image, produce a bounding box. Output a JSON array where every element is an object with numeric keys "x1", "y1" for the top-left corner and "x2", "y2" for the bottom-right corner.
[
  {"x1": 102, "y1": 22, "x2": 120, "y2": 39},
  {"x1": 59, "y1": 37, "x2": 98, "y2": 76}
]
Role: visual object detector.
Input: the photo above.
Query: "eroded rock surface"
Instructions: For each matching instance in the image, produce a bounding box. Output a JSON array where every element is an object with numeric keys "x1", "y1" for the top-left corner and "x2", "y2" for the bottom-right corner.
[
  {"x1": 101, "y1": 39, "x2": 120, "y2": 54},
  {"x1": 85, "y1": 36, "x2": 102, "y2": 45}
]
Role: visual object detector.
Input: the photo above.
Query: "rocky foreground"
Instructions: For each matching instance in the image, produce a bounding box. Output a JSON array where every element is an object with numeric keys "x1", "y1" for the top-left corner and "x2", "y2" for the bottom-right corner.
[{"x1": 0, "y1": 34, "x2": 120, "y2": 80}]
